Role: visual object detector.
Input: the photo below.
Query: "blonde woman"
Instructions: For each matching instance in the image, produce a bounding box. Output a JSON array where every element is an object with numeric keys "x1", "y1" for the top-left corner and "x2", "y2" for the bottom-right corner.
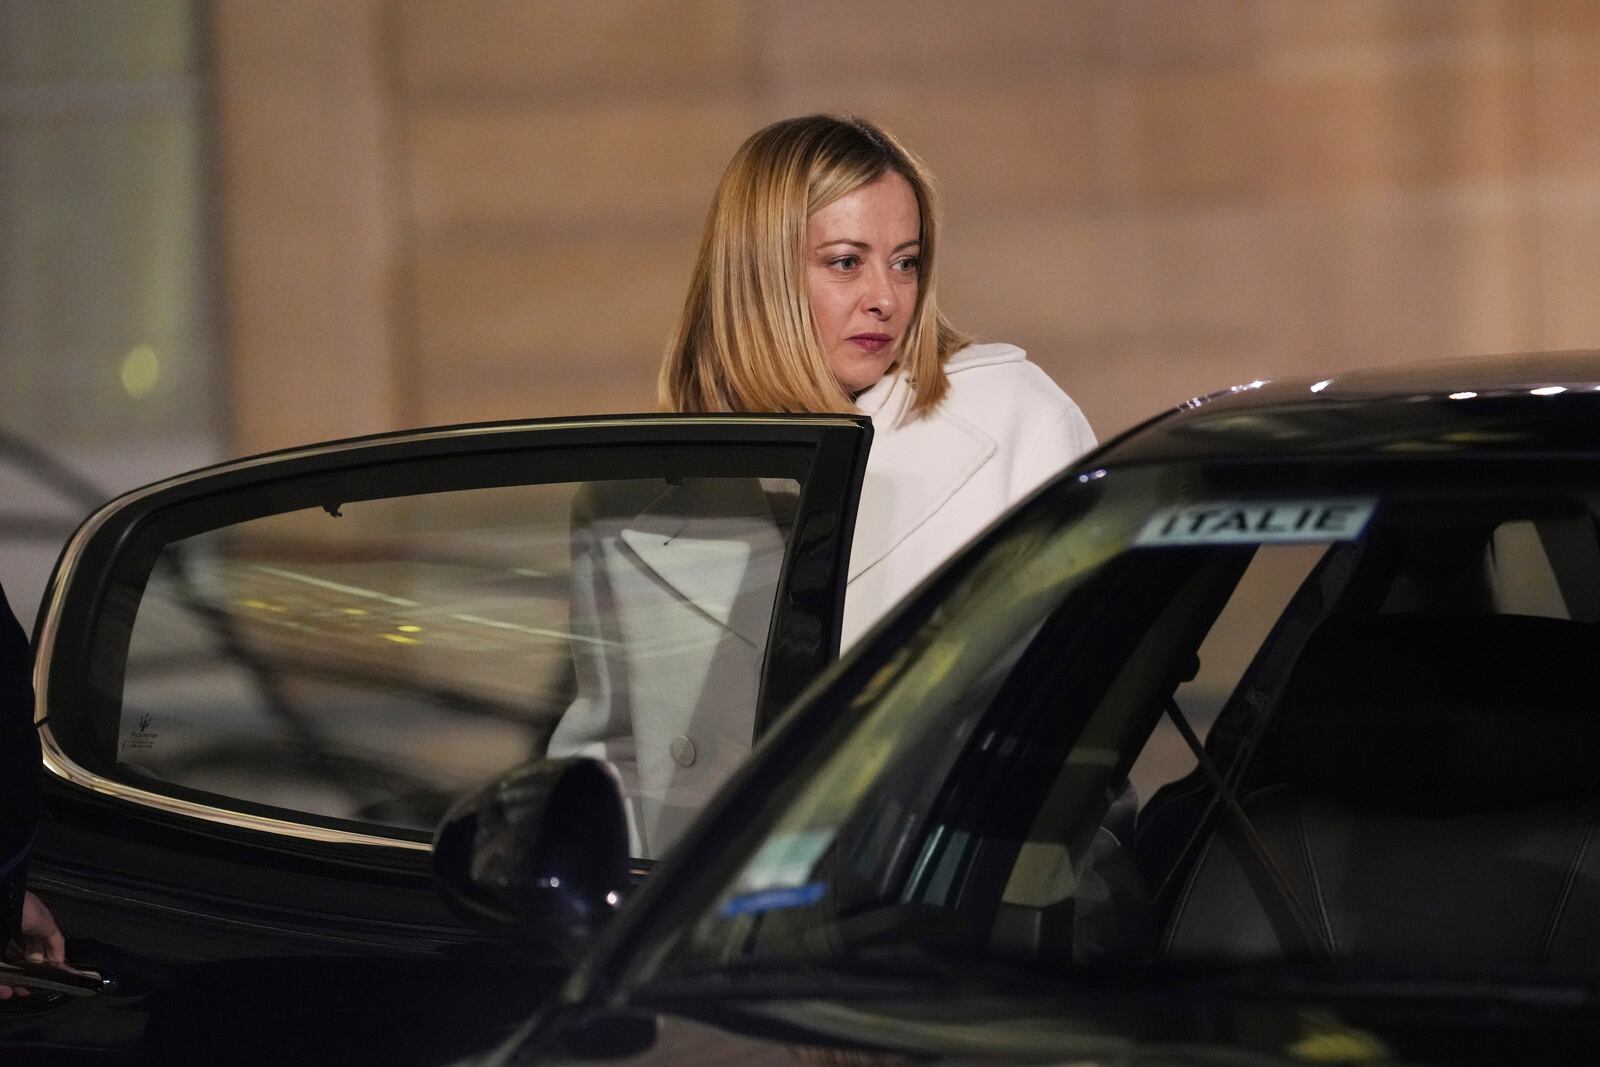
[
  {"x1": 550, "y1": 116, "x2": 1095, "y2": 855},
  {"x1": 661, "y1": 114, "x2": 1095, "y2": 646}
]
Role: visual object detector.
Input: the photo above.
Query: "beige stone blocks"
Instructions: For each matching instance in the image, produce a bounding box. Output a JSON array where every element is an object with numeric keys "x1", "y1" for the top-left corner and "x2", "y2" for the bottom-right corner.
[
  {"x1": 405, "y1": 99, "x2": 752, "y2": 234},
  {"x1": 761, "y1": 1, "x2": 1109, "y2": 85},
  {"x1": 211, "y1": 0, "x2": 401, "y2": 455},
  {"x1": 1526, "y1": 180, "x2": 1600, "y2": 350},
  {"x1": 1257, "y1": 0, "x2": 1512, "y2": 55},
  {"x1": 396, "y1": 0, "x2": 752, "y2": 98},
  {"x1": 409, "y1": 233, "x2": 692, "y2": 424},
  {"x1": 1121, "y1": 70, "x2": 1259, "y2": 204},
  {"x1": 413, "y1": 233, "x2": 693, "y2": 365},
  {"x1": 1526, "y1": 33, "x2": 1600, "y2": 175},
  {"x1": 414, "y1": 348, "x2": 658, "y2": 426},
  {"x1": 207, "y1": 0, "x2": 1600, "y2": 451},
  {"x1": 1263, "y1": 52, "x2": 1523, "y2": 198}
]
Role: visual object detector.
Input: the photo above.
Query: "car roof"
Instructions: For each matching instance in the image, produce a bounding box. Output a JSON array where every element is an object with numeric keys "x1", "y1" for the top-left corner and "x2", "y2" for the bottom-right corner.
[{"x1": 1095, "y1": 350, "x2": 1600, "y2": 467}]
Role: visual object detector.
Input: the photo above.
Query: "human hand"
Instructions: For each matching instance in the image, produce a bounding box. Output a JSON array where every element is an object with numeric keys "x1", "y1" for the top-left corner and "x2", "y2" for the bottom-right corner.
[{"x1": 0, "y1": 892, "x2": 67, "y2": 999}]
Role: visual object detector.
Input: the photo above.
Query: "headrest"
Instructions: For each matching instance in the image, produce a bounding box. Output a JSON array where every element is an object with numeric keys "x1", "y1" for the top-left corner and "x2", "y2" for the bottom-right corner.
[{"x1": 1256, "y1": 614, "x2": 1600, "y2": 814}]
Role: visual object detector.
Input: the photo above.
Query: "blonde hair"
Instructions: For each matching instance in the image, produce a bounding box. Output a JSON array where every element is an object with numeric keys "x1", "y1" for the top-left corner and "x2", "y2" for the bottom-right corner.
[{"x1": 660, "y1": 115, "x2": 967, "y2": 417}]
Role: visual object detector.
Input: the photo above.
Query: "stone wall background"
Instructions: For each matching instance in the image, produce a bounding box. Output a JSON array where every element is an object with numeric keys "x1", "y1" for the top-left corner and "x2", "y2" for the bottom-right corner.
[{"x1": 212, "y1": 1, "x2": 1600, "y2": 454}]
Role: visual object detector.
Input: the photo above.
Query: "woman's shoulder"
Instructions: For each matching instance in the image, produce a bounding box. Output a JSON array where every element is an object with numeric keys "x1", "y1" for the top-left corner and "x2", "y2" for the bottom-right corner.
[
  {"x1": 942, "y1": 342, "x2": 1081, "y2": 413},
  {"x1": 935, "y1": 342, "x2": 1095, "y2": 452},
  {"x1": 943, "y1": 341, "x2": 1029, "y2": 375}
]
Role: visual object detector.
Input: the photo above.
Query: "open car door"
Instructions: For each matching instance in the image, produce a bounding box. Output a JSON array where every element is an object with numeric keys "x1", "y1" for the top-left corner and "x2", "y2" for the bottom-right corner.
[{"x1": 8, "y1": 413, "x2": 870, "y2": 1065}]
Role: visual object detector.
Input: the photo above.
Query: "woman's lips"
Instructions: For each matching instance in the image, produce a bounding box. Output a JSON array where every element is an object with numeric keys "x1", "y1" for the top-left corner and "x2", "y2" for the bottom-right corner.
[{"x1": 849, "y1": 334, "x2": 893, "y2": 354}]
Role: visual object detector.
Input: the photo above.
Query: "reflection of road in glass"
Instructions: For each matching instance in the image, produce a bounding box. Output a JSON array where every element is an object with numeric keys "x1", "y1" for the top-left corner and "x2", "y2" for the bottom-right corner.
[
  {"x1": 121, "y1": 530, "x2": 584, "y2": 831},
  {"x1": 114, "y1": 480, "x2": 757, "y2": 834}
]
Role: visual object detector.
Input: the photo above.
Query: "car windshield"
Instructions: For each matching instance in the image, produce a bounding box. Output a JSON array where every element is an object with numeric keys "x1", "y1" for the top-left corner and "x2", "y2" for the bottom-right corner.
[{"x1": 625, "y1": 454, "x2": 1600, "y2": 1000}]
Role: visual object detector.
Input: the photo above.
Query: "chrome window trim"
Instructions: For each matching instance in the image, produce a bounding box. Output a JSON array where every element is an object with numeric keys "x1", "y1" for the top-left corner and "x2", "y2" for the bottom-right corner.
[
  {"x1": 32, "y1": 416, "x2": 855, "y2": 850},
  {"x1": 36, "y1": 731, "x2": 433, "y2": 851}
]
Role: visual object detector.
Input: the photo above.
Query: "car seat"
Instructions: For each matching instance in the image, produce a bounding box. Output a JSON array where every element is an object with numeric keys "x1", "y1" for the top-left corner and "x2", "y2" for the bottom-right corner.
[{"x1": 1159, "y1": 613, "x2": 1600, "y2": 970}]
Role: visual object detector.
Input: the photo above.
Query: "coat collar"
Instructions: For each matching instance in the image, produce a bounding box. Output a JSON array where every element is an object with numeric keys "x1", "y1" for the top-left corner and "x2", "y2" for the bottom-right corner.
[
  {"x1": 853, "y1": 363, "x2": 901, "y2": 416},
  {"x1": 846, "y1": 366, "x2": 996, "y2": 581}
]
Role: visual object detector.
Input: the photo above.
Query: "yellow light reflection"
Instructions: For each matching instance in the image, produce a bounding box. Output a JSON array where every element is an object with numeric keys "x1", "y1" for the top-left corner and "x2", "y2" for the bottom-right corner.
[
  {"x1": 120, "y1": 345, "x2": 162, "y2": 398},
  {"x1": 396, "y1": 624, "x2": 423, "y2": 633},
  {"x1": 381, "y1": 633, "x2": 419, "y2": 645}
]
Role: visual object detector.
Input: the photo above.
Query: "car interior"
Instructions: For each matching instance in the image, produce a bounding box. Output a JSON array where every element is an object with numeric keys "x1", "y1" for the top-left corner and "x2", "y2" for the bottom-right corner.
[
  {"x1": 499, "y1": 480, "x2": 1600, "y2": 995},
  {"x1": 746, "y1": 493, "x2": 1600, "y2": 980},
  {"x1": 1130, "y1": 504, "x2": 1600, "y2": 973}
]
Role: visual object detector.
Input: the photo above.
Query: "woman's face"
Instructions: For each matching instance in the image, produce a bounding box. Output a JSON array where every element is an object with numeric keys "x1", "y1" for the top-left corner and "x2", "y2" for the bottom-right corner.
[{"x1": 805, "y1": 171, "x2": 922, "y2": 395}]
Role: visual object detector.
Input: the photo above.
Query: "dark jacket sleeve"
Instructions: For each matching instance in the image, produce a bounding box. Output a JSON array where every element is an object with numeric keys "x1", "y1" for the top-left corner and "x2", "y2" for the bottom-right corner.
[{"x1": 0, "y1": 581, "x2": 39, "y2": 939}]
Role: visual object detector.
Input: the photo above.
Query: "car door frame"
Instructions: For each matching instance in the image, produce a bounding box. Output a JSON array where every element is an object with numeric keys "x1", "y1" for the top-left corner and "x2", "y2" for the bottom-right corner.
[{"x1": 26, "y1": 412, "x2": 870, "y2": 961}]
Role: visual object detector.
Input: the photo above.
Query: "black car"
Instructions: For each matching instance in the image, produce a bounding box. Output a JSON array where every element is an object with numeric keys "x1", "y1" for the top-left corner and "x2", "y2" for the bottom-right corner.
[
  {"x1": 4, "y1": 414, "x2": 871, "y2": 1062},
  {"x1": 12, "y1": 354, "x2": 1600, "y2": 1065}
]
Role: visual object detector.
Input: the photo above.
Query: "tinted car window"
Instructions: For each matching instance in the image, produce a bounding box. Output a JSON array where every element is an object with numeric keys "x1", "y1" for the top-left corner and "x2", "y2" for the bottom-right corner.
[
  {"x1": 41, "y1": 425, "x2": 865, "y2": 859},
  {"x1": 637, "y1": 460, "x2": 1600, "y2": 987},
  {"x1": 116, "y1": 476, "x2": 794, "y2": 851}
]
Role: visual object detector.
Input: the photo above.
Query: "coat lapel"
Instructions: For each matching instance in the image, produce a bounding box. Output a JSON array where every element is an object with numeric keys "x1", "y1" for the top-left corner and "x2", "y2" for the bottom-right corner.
[
  {"x1": 848, "y1": 372, "x2": 996, "y2": 581},
  {"x1": 616, "y1": 479, "x2": 787, "y2": 649}
]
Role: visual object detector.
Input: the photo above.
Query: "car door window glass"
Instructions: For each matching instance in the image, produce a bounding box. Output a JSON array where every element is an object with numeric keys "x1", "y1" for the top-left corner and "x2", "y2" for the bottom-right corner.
[
  {"x1": 115, "y1": 476, "x2": 799, "y2": 853},
  {"x1": 39, "y1": 418, "x2": 872, "y2": 861}
]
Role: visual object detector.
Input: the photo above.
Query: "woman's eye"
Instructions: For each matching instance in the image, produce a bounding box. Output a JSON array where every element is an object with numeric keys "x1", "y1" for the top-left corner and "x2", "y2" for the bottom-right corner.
[
  {"x1": 893, "y1": 257, "x2": 921, "y2": 273},
  {"x1": 830, "y1": 255, "x2": 860, "y2": 271}
]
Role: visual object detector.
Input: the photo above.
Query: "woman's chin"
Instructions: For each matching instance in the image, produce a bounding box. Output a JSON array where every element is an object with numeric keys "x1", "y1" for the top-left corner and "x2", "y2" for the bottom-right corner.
[{"x1": 830, "y1": 355, "x2": 895, "y2": 396}]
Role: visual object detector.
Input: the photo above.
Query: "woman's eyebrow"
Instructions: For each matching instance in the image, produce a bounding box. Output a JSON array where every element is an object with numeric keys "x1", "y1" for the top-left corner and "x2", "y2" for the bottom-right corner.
[{"x1": 813, "y1": 238, "x2": 923, "y2": 251}]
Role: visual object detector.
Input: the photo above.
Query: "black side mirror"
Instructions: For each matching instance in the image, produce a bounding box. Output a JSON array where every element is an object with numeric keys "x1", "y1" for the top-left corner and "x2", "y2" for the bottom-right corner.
[{"x1": 433, "y1": 757, "x2": 628, "y2": 959}]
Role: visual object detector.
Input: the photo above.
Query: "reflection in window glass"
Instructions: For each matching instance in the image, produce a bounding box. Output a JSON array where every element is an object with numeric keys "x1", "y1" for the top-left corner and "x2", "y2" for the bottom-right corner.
[{"x1": 119, "y1": 476, "x2": 799, "y2": 854}]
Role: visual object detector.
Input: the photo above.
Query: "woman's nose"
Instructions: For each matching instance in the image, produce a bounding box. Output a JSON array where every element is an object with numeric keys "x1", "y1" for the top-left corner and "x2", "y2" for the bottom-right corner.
[{"x1": 862, "y1": 269, "x2": 897, "y2": 319}]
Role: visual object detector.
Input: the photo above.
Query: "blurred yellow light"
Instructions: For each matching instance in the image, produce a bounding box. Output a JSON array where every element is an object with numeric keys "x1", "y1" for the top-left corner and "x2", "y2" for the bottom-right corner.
[
  {"x1": 342, "y1": 608, "x2": 368, "y2": 616},
  {"x1": 396, "y1": 624, "x2": 423, "y2": 633},
  {"x1": 381, "y1": 633, "x2": 419, "y2": 645},
  {"x1": 120, "y1": 345, "x2": 161, "y2": 398}
]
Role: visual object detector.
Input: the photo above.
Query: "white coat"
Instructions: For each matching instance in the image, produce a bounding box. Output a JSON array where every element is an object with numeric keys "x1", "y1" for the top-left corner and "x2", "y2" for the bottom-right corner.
[
  {"x1": 545, "y1": 476, "x2": 791, "y2": 857},
  {"x1": 842, "y1": 342, "x2": 1097, "y2": 646},
  {"x1": 548, "y1": 343, "x2": 1095, "y2": 856}
]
